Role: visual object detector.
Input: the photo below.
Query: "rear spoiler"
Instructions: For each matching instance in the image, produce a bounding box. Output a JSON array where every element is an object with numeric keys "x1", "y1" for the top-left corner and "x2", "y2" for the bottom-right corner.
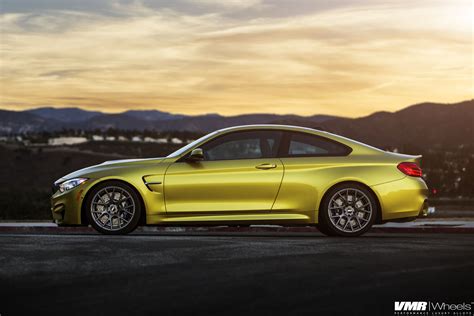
[
  {"x1": 387, "y1": 152, "x2": 423, "y2": 165},
  {"x1": 411, "y1": 155, "x2": 422, "y2": 165}
]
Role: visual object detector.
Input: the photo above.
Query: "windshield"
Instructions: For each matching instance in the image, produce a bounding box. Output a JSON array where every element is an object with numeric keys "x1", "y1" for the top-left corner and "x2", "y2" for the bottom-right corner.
[{"x1": 167, "y1": 131, "x2": 218, "y2": 158}]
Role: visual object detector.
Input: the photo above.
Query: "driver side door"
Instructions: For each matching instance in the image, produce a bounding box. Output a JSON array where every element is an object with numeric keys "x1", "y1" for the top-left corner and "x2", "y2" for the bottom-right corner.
[{"x1": 163, "y1": 130, "x2": 284, "y2": 214}]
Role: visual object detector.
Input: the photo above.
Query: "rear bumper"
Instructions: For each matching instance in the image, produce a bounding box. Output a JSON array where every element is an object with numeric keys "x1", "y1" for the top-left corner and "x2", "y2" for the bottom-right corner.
[
  {"x1": 418, "y1": 200, "x2": 429, "y2": 217},
  {"x1": 371, "y1": 176, "x2": 429, "y2": 221}
]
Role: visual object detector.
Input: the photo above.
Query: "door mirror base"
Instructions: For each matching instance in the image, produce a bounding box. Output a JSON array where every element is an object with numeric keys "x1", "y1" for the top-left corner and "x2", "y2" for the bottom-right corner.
[{"x1": 187, "y1": 148, "x2": 204, "y2": 162}]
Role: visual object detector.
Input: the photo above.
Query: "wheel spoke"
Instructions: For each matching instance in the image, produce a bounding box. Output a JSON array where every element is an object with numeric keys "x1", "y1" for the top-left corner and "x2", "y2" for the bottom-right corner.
[
  {"x1": 103, "y1": 216, "x2": 111, "y2": 227},
  {"x1": 343, "y1": 220, "x2": 349, "y2": 230},
  {"x1": 337, "y1": 192, "x2": 347, "y2": 204},
  {"x1": 118, "y1": 197, "x2": 131, "y2": 203},
  {"x1": 121, "y1": 209, "x2": 134, "y2": 216},
  {"x1": 120, "y1": 217, "x2": 130, "y2": 224},
  {"x1": 98, "y1": 212, "x2": 108, "y2": 220},
  {"x1": 354, "y1": 196, "x2": 364, "y2": 204},
  {"x1": 92, "y1": 202, "x2": 106, "y2": 206},
  {"x1": 357, "y1": 202, "x2": 370, "y2": 209},
  {"x1": 92, "y1": 209, "x2": 107, "y2": 215},
  {"x1": 99, "y1": 195, "x2": 108, "y2": 205},
  {"x1": 110, "y1": 187, "x2": 115, "y2": 202},
  {"x1": 118, "y1": 190, "x2": 123, "y2": 204}
]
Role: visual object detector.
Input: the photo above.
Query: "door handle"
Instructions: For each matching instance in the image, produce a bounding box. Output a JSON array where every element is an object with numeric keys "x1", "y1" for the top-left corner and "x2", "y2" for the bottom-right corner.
[{"x1": 255, "y1": 163, "x2": 277, "y2": 170}]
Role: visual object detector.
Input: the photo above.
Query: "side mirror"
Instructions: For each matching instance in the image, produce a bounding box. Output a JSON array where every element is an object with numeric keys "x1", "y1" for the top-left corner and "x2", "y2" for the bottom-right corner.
[{"x1": 188, "y1": 148, "x2": 204, "y2": 162}]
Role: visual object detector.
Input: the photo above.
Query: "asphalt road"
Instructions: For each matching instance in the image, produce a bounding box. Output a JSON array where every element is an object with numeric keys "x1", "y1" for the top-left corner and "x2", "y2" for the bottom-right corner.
[{"x1": 1, "y1": 233, "x2": 473, "y2": 316}]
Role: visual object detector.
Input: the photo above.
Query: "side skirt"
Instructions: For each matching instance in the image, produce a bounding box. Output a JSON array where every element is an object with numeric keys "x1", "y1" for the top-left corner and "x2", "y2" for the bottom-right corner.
[{"x1": 146, "y1": 212, "x2": 311, "y2": 225}]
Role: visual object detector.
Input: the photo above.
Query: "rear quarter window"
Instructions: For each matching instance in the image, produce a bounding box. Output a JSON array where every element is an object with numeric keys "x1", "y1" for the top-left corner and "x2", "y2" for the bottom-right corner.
[{"x1": 282, "y1": 132, "x2": 352, "y2": 157}]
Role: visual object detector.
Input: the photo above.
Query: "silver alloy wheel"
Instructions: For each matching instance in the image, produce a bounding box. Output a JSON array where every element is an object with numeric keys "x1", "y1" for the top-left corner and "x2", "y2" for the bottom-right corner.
[
  {"x1": 328, "y1": 188, "x2": 373, "y2": 233},
  {"x1": 90, "y1": 186, "x2": 135, "y2": 232}
]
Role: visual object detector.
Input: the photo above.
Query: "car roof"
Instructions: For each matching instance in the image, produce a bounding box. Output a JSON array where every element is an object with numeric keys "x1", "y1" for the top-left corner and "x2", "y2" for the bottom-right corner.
[
  {"x1": 214, "y1": 124, "x2": 324, "y2": 134},
  {"x1": 213, "y1": 124, "x2": 384, "y2": 155},
  {"x1": 213, "y1": 124, "x2": 345, "y2": 142}
]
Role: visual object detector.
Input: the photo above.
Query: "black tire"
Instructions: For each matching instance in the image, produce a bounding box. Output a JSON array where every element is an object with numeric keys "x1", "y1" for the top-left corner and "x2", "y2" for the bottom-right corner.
[
  {"x1": 317, "y1": 183, "x2": 377, "y2": 237},
  {"x1": 85, "y1": 181, "x2": 142, "y2": 235}
]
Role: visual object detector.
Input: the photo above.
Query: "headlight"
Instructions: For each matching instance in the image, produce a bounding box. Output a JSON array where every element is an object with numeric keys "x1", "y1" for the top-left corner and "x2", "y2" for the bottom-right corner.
[{"x1": 58, "y1": 178, "x2": 88, "y2": 193}]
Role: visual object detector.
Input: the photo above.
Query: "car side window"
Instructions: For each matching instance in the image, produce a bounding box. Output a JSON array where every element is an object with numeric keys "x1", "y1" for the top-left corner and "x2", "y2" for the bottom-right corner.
[
  {"x1": 201, "y1": 131, "x2": 282, "y2": 161},
  {"x1": 284, "y1": 132, "x2": 350, "y2": 157}
]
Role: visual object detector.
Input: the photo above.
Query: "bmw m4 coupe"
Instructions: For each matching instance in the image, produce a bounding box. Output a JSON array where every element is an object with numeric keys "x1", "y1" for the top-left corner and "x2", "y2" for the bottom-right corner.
[{"x1": 51, "y1": 125, "x2": 429, "y2": 236}]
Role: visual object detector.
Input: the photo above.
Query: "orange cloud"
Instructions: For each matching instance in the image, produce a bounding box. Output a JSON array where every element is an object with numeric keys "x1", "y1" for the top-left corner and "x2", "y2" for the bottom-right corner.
[{"x1": 0, "y1": 0, "x2": 472, "y2": 116}]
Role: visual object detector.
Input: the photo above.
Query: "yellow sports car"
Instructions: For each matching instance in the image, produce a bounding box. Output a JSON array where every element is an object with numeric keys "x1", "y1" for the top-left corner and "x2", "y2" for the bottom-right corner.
[{"x1": 51, "y1": 125, "x2": 429, "y2": 236}]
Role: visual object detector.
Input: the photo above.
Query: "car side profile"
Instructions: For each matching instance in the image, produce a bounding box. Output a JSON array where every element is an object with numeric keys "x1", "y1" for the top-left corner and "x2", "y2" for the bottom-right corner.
[{"x1": 51, "y1": 125, "x2": 429, "y2": 236}]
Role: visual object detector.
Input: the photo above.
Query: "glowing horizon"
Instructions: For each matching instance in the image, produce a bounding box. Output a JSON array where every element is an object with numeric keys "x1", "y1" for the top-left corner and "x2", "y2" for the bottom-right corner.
[{"x1": 1, "y1": 0, "x2": 472, "y2": 117}]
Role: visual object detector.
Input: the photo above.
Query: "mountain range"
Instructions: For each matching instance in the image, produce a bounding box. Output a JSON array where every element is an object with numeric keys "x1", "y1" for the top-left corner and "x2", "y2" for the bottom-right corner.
[
  {"x1": 1, "y1": 100, "x2": 473, "y2": 149},
  {"x1": 0, "y1": 107, "x2": 338, "y2": 134}
]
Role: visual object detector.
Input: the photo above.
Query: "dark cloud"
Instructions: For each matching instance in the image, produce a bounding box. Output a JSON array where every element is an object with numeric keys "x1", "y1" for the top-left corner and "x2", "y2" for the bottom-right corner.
[{"x1": 1, "y1": 0, "x2": 420, "y2": 19}]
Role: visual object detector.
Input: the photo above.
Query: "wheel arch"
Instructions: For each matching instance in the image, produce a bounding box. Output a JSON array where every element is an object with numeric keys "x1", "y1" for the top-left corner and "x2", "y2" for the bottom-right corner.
[
  {"x1": 80, "y1": 179, "x2": 147, "y2": 226},
  {"x1": 318, "y1": 180, "x2": 383, "y2": 224}
]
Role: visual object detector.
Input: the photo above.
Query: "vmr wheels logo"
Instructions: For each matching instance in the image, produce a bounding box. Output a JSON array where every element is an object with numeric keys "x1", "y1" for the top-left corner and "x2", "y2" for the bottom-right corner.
[
  {"x1": 394, "y1": 301, "x2": 473, "y2": 315},
  {"x1": 395, "y1": 301, "x2": 427, "y2": 311}
]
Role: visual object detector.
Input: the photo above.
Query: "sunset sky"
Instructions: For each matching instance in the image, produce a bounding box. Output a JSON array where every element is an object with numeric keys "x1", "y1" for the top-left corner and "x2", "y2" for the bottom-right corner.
[{"x1": 0, "y1": 0, "x2": 472, "y2": 116}]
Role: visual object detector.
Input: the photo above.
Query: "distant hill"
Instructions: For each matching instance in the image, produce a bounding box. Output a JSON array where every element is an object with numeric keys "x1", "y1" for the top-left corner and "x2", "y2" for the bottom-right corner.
[
  {"x1": 1, "y1": 100, "x2": 472, "y2": 150},
  {"x1": 275, "y1": 100, "x2": 474, "y2": 150},
  {"x1": 0, "y1": 108, "x2": 338, "y2": 133},
  {"x1": 26, "y1": 107, "x2": 101, "y2": 122},
  {"x1": 0, "y1": 110, "x2": 61, "y2": 134},
  {"x1": 153, "y1": 113, "x2": 338, "y2": 132},
  {"x1": 123, "y1": 110, "x2": 187, "y2": 121},
  {"x1": 328, "y1": 100, "x2": 474, "y2": 149}
]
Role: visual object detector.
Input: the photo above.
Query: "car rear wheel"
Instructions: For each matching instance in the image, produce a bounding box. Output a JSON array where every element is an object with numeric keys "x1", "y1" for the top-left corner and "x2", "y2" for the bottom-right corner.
[
  {"x1": 85, "y1": 181, "x2": 141, "y2": 235},
  {"x1": 318, "y1": 183, "x2": 377, "y2": 237}
]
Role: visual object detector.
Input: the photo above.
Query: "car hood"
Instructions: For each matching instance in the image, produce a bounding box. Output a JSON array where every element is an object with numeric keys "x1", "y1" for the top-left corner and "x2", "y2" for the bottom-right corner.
[{"x1": 55, "y1": 157, "x2": 166, "y2": 184}]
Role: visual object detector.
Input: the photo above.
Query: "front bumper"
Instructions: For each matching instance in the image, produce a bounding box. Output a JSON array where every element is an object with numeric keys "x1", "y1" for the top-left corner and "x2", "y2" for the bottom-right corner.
[{"x1": 51, "y1": 185, "x2": 88, "y2": 225}]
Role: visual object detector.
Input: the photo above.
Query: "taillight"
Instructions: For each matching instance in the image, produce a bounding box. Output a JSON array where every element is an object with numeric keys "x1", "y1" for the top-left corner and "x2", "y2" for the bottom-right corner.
[{"x1": 397, "y1": 162, "x2": 423, "y2": 177}]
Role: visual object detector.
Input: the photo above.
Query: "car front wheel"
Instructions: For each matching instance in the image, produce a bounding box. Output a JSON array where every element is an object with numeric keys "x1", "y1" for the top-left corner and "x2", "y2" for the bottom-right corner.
[
  {"x1": 318, "y1": 184, "x2": 377, "y2": 237},
  {"x1": 85, "y1": 181, "x2": 141, "y2": 235}
]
